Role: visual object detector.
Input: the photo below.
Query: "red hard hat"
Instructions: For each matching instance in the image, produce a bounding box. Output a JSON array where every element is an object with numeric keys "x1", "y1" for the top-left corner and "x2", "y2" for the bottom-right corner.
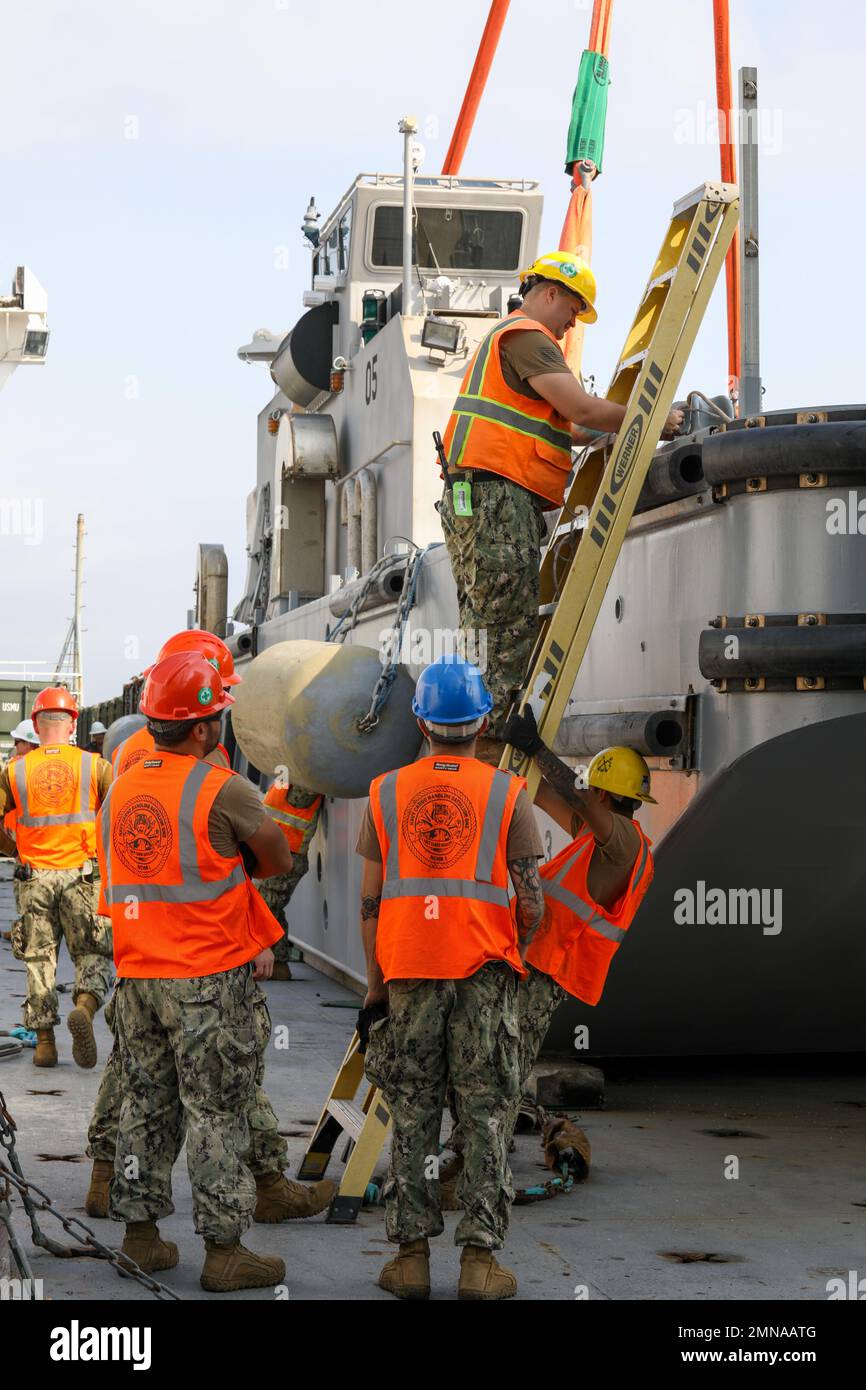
[
  {"x1": 31, "y1": 686, "x2": 79, "y2": 719},
  {"x1": 145, "y1": 629, "x2": 241, "y2": 685},
  {"x1": 139, "y1": 652, "x2": 235, "y2": 721}
]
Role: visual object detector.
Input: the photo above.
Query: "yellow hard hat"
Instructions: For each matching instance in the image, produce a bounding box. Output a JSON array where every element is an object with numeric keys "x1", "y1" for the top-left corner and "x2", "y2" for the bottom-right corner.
[
  {"x1": 587, "y1": 746, "x2": 656, "y2": 804},
  {"x1": 520, "y1": 251, "x2": 598, "y2": 323}
]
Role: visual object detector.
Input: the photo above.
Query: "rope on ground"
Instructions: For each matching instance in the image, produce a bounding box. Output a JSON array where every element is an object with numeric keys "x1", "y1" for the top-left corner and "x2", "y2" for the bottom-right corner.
[{"x1": 512, "y1": 1104, "x2": 592, "y2": 1205}]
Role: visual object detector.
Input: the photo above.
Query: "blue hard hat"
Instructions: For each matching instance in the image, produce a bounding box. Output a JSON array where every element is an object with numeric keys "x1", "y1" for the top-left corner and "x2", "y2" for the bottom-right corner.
[{"x1": 412, "y1": 654, "x2": 494, "y2": 724}]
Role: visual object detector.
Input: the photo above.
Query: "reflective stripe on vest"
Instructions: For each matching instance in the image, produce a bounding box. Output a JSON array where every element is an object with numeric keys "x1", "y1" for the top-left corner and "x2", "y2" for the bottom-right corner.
[
  {"x1": 542, "y1": 839, "x2": 621, "y2": 938},
  {"x1": 542, "y1": 834, "x2": 652, "y2": 945},
  {"x1": 13, "y1": 751, "x2": 95, "y2": 827},
  {"x1": 101, "y1": 759, "x2": 245, "y2": 905},
  {"x1": 446, "y1": 316, "x2": 572, "y2": 473},
  {"x1": 264, "y1": 804, "x2": 316, "y2": 833},
  {"x1": 264, "y1": 806, "x2": 318, "y2": 834},
  {"x1": 446, "y1": 319, "x2": 513, "y2": 470},
  {"x1": 451, "y1": 394, "x2": 573, "y2": 454},
  {"x1": 263, "y1": 789, "x2": 321, "y2": 855},
  {"x1": 377, "y1": 765, "x2": 512, "y2": 905}
]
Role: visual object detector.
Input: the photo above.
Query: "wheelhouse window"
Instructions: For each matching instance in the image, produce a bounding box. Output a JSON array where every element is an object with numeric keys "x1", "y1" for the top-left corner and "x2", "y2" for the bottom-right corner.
[
  {"x1": 371, "y1": 206, "x2": 523, "y2": 272},
  {"x1": 321, "y1": 206, "x2": 352, "y2": 276}
]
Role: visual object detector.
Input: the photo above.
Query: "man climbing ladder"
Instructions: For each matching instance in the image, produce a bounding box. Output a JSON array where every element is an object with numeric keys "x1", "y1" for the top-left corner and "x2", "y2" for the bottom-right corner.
[{"x1": 438, "y1": 250, "x2": 683, "y2": 758}]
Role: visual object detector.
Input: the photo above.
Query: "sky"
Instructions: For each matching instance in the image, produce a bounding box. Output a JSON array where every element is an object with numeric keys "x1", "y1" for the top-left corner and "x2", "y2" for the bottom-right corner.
[{"x1": 1, "y1": 0, "x2": 864, "y2": 704}]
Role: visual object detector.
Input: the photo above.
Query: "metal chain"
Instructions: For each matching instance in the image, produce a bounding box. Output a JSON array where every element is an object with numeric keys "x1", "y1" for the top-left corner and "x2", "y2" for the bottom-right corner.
[
  {"x1": 326, "y1": 553, "x2": 400, "y2": 646},
  {"x1": 0, "y1": 1197, "x2": 38, "y2": 1284},
  {"x1": 357, "y1": 543, "x2": 431, "y2": 733},
  {"x1": 0, "y1": 1089, "x2": 179, "y2": 1301}
]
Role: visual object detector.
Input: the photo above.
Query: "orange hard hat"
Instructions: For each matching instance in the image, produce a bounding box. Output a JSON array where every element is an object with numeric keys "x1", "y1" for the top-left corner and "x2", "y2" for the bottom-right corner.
[
  {"x1": 139, "y1": 652, "x2": 235, "y2": 721},
  {"x1": 145, "y1": 629, "x2": 241, "y2": 685},
  {"x1": 31, "y1": 686, "x2": 79, "y2": 719}
]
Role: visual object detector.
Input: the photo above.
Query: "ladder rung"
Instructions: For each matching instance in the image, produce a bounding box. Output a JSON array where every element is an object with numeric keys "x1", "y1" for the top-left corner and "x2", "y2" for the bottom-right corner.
[
  {"x1": 538, "y1": 603, "x2": 557, "y2": 617},
  {"x1": 672, "y1": 180, "x2": 736, "y2": 218},
  {"x1": 550, "y1": 519, "x2": 583, "y2": 541},
  {"x1": 326, "y1": 1098, "x2": 366, "y2": 1139},
  {"x1": 618, "y1": 349, "x2": 648, "y2": 371},
  {"x1": 642, "y1": 267, "x2": 677, "y2": 297}
]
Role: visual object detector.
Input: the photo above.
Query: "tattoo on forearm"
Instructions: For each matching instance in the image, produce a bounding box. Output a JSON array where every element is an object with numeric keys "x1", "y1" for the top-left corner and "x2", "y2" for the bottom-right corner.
[
  {"x1": 536, "y1": 746, "x2": 589, "y2": 817},
  {"x1": 360, "y1": 894, "x2": 381, "y2": 921},
  {"x1": 509, "y1": 857, "x2": 545, "y2": 944}
]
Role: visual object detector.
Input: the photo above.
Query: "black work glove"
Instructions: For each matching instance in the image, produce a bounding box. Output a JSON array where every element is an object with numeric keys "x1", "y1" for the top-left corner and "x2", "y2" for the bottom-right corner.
[
  {"x1": 357, "y1": 1001, "x2": 389, "y2": 1054},
  {"x1": 502, "y1": 706, "x2": 544, "y2": 756}
]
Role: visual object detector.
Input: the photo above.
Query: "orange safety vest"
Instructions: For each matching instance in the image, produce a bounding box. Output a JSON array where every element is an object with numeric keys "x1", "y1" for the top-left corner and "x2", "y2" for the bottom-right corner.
[
  {"x1": 113, "y1": 725, "x2": 230, "y2": 776},
  {"x1": 263, "y1": 784, "x2": 323, "y2": 856},
  {"x1": 97, "y1": 751, "x2": 281, "y2": 979},
  {"x1": 442, "y1": 312, "x2": 574, "y2": 508},
  {"x1": 11, "y1": 744, "x2": 100, "y2": 870},
  {"x1": 368, "y1": 755, "x2": 527, "y2": 982},
  {"x1": 525, "y1": 825, "x2": 654, "y2": 1005}
]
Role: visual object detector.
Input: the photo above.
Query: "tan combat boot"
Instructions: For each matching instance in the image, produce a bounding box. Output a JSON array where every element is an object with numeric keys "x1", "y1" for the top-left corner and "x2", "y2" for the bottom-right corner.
[
  {"x1": 378, "y1": 1238, "x2": 431, "y2": 1300},
  {"x1": 253, "y1": 1170, "x2": 336, "y2": 1222},
  {"x1": 438, "y1": 1152, "x2": 464, "y2": 1212},
  {"x1": 67, "y1": 992, "x2": 99, "y2": 1069},
  {"x1": 85, "y1": 1160, "x2": 114, "y2": 1218},
  {"x1": 200, "y1": 1239, "x2": 286, "y2": 1293},
  {"x1": 270, "y1": 961, "x2": 292, "y2": 981},
  {"x1": 33, "y1": 1028, "x2": 57, "y2": 1067},
  {"x1": 120, "y1": 1220, "x2": 179, "y2": 1275},
  {"x1": 458, "y1": 1245, "x2": 517, "y2": 1301}
]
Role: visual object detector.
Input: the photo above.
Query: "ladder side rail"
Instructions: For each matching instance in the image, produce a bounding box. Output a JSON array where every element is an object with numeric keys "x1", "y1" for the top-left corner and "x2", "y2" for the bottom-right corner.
[{"x1": 502, "y1": 189, "x2": 739, "y2": 794}]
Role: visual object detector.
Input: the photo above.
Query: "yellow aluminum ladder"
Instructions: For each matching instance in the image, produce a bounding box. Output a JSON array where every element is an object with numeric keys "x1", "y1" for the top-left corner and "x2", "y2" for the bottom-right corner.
[
  {"x1": 302, "y1": 182, "x2": 739, "y2": 1225},
  {"x1": 296, "y1": 1028, "x2": 391, "y2": 1223},
  {"x1": 501, "y1": 181, "x2": 740, "y2": 790}
]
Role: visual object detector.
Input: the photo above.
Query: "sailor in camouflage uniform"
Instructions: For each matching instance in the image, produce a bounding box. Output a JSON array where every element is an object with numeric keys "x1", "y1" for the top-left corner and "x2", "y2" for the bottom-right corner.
[
  {"x1": 256, "y1": 783, "x2": 323, "y2": 979},
  {"x1": 356, "y1": 656, "x2": 545, "y2": 1300},
  {"x1": 97, "y1": 652, "x2": 304, "y2": 1292},
  {"x1": 0, "y1": 689, "x2": 113, "y2": 1069}
]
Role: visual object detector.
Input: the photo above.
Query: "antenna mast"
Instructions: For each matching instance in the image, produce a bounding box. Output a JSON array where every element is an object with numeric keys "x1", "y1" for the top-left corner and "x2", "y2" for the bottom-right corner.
[{"x1": 53, "y1": 513, "x2": 85, "y2": 706}]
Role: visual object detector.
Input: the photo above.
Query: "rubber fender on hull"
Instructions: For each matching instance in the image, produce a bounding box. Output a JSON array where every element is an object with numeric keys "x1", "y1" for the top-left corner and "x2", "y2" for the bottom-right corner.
[
  {"x1": 103, "y1": 713, "x2": 146, "y2": 764},
  {"x1": 231, "y1": 640, "x2": 423, "y2": 799},
  {"x1": 543, "y1": 709, "x2": 866, "y2": 1058}
]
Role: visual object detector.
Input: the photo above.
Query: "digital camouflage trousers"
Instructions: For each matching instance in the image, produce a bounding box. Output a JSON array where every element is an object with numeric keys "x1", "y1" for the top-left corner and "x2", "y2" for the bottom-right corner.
[
  {"x1": 446, "y1": 963, "x2": 568, "y2": 1154},
  {"x1": 109, "y1": 963, "x2": 281, "y2": 1243},
  {"x1": 88, "y1": 975, "x2": 287, "y2": 1181},
  {"x1": 439, "y1": 478, "x2": 546, "y2": 735},
  {"x1": 364, "y1": 961, "x2": 520, "y2": 1249},
  {"x1": 256, "y1": 855, "x2": 309, "y2": 963},
  {"x1": 12, "y1": 865, "x2": 113, "y2": 1029}
]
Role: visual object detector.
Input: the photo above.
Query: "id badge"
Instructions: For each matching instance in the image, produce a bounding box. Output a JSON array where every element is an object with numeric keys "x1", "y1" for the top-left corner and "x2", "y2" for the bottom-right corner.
[{"x1": 453, "y1": 479, "x2": 473, "y2": 517}]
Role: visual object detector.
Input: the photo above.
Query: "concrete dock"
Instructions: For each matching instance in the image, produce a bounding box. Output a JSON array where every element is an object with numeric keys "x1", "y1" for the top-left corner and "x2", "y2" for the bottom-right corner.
[{"x1": 1, "y1": 864, "x2": 863, "y2": 1302}]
